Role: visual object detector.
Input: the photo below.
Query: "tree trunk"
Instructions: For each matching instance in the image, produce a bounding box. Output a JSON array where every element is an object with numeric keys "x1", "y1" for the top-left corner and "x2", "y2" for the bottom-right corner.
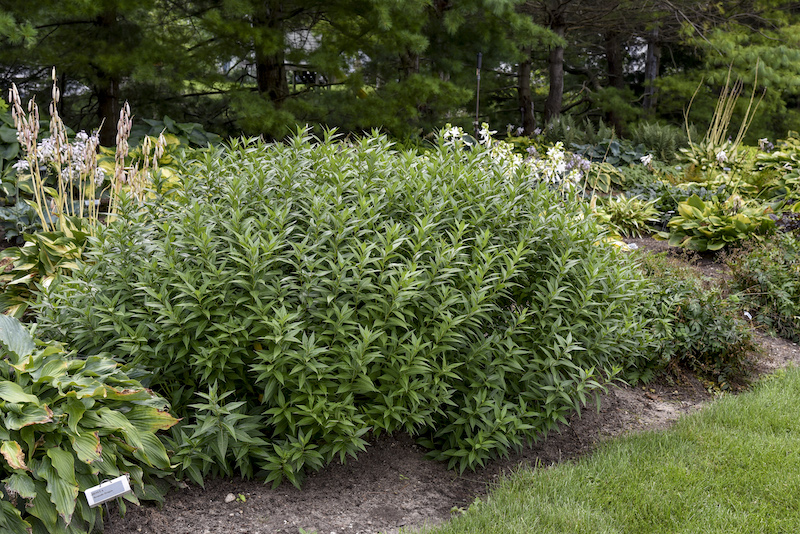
[
  {"x1": 254, "y1": 2, "x2": 289, "y2": 105},
  {"x1": 604, "y1": 31, "x2": 624, "y2": 90},
  {"x1": 95, "y1": 9, "x2": 120, "y2": 146},
  {"x1": 256, "y1": 49, "x2": 289, "y2": 103},
  {"x1": 400, "y1": 51, "x2": 420, "y2": 79},
  {"x1": 643, "y1": 26, "x2": 661, "y2": 115},
  {"x1": 604, "y1": 30, "x2": 625, "y2": 134},
  {"x1": 517, "y1": 48, "x2": 536, "y2": 135},
  {"x1": 97, "y1": 78, "x2": 120, "y2": 147},
  {"x1": 544, "y1": 23, "x2": 565, "y2": 124}
]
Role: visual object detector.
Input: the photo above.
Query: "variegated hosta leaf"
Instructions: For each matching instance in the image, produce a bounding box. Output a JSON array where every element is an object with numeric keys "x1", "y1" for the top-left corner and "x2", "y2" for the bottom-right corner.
[
  {"x1": 0, "y1": 315, "x2": 35, "y2": 359},
  {"x1": 0, "y1": 441, "x2": 27, "y2": 470}
]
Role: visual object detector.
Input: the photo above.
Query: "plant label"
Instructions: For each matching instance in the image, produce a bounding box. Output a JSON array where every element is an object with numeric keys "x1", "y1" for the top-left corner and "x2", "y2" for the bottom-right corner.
[{"x1": 84, "y1": 474, "x2": 132, "y2": 507}]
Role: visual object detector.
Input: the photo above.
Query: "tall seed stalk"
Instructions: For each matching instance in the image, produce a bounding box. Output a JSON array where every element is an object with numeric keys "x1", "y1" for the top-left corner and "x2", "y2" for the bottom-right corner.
[{"x1": 9, "y1": 68, "x2": 163, "y2": 234}]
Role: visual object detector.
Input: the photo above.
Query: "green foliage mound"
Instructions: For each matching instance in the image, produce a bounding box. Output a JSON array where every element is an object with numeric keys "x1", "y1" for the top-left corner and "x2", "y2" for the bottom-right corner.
[
  {"x1": 0, "y1": 316, "x2": 177, "y2": 534},
  {"x1": 639, "y1": 253, "x2": 754, "y2": 387},
  {"x1": 37, "y1": 131, "x2": 657, "y2": 486},
  {"x1": 728, "y1": 232, "x2": 800, "y2": 341}
]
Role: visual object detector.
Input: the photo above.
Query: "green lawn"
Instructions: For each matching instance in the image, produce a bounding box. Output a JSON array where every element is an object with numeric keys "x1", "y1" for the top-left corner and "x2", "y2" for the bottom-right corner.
[{"x1": 425, "y1": 366, "x2": 800, "y2": 534}]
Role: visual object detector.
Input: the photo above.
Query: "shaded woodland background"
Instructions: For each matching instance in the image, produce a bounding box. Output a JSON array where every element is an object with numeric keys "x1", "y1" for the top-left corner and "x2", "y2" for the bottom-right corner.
[{"x1": 3, "y1": 1, "x2": 800, "y2": 143}]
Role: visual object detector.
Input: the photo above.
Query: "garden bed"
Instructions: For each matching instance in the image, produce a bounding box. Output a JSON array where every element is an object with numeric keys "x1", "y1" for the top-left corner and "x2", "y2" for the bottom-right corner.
[
  {"x1": 103, "y1": 238, "x2": 800, "y2": 534},
  {"x1": 103, "y1": 331, "x2": 800, "y2": 534}
]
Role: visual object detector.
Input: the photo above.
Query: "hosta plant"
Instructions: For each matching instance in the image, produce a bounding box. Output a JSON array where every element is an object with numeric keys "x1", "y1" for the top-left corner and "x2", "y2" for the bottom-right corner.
[
  {"x1": 2, "y1": 71, "x2": 162, "y2": 318},
  {"x1": 37, "y1": 129, "x2": 658, "y2": 484},
  {"x1": 662, "y1": 194, "x2": 775, "y2": 251},
  {"x1": 594, "y1": 195, "x2": 659, "y2": 238},
  {"x1": 0, "y1": 216, "x2": 90, "y2": 318},
  {"x1": 584, "y1": 161, "x2": 628, "y2": 193},
  {"x1": 0, "y1": 315, "x2": 177, "y2": 534}
]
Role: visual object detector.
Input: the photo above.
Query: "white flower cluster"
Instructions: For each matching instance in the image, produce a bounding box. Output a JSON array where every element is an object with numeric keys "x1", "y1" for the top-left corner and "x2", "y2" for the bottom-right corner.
[
  {"x1": 527, "y1": 142, "x2": 584, "y2": 188},
  {"x1": 28, "y1": 131, "x2": 106, "y2": 185},
  {"x1": 439, "y1": 123, "x2": 588, "y2": 189}
]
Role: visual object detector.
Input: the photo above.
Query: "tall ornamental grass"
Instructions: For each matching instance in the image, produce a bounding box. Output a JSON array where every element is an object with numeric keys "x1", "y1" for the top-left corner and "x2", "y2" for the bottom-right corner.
[{"x1": 36, "y1": 130, "x2": 657, "y2": 486}]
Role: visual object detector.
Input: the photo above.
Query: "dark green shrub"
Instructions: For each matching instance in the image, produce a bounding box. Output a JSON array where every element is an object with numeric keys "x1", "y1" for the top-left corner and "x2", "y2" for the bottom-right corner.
[
  {"x1": 0, "y1": 315, "x2": 177, "y2": 534},
  {"x1": 639, "y1": 253, "x2": 754, "y2": 387},
  {"x1": 727, "y1": 233, "x2": 800, "y2": 341},
  {"x1": 542, "y1": 116, "x2": 614, "y2": 147},
  {"x1": 37, "y1": 131, "x2": 658, "y2": 484}
]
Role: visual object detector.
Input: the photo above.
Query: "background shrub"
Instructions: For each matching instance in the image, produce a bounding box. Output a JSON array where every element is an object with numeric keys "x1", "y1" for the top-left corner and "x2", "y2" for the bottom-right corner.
[
  {"x1": 630, "y1": 121, "x2": 689, "y2": 163},
  {"x1": 639, "y1": 253, "x2": 754, "y2": 387},
  {"x1": 37, "y1": 131, "x2": 658, "y2": 485},
  {"x1": 727, "y1": 232, "x2": 800, "y2": 341}
]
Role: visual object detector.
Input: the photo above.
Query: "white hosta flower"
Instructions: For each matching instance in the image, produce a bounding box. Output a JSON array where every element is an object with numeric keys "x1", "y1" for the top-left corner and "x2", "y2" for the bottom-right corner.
[
  {"x1": 640, "y1": 154, "x2": 653, "y2": 166},
  {"x1": 441, "y1": 124, "x2": 463, "y2": 142},
  {"x1": 716, "y1": 150, "x2": 728, "y2": 164},
  {"x1": 478, "y1": 122, "x2": 497, "y2": 145},
  {"x1": 95, "y1": 167, "x2": 106, "y2": 185},
  {"x1": 12, "y1": 159, "x2": 29, "y2": 171}
]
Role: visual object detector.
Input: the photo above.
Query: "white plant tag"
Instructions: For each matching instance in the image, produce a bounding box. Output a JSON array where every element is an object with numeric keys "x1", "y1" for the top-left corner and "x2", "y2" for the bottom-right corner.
[{"x1": 84, "y1": 474, "x2": 132, "y2": 507}]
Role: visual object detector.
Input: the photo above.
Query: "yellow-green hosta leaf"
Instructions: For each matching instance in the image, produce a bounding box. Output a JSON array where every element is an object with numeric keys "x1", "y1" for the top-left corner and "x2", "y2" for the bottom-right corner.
[
  {"x1": 5, "y1": 403, "x2": 54, "y2": 431},
  {"x1": 677, "y1": 202, "x2": 695, "y2": 219},
  {"x1": 0, "y1": 381, "x2": 39, "y2": 404},
  {"x1": 28, "y1": 357, "x2": 69, "y2": 383},
  {"x1": 47, "y1": 448, "x2": 77, "y2": 487},
  {"x1": 0, "y1": 499, "x2": 31, "y2": 534},
  {"x1": 35, "y1": 456, "x2": 78, "y2": 525},
  {"x1": 64, "y1": 397, "x2": 86, "y2": 434},
  {"x1": 1, "y1": 440, "x2": 28, "y2": 470},
  {"x1": 686, "y1": 194, "x2": 706, "y2": 211},
  {"x1": 81, "y1": 356, "x2": 119, "y2": 377},
  {"x1": 124, "y1": 405, "x2": 179, "y2": 433},
  {"x1": 132, "y1": 431, "x2": 172, "y2": 470},
  {"x1": 28, "y1": 480, "x2": 58, "y2": 531},
  {"x1": 69, "y1": 432, "x2": 102, "y2": 465},
  {"x1": 0, "y1": 315, "x2": 35, "y2": 359},
  {"x1": 100, "y1": 386, "x2": 154, "y2": 402}
]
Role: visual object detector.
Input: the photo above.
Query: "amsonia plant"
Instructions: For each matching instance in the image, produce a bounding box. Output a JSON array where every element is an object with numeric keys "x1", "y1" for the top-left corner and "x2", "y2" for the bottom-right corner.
[{"x1": 37, "y1": 129, "x2": 658, "y2": 485}]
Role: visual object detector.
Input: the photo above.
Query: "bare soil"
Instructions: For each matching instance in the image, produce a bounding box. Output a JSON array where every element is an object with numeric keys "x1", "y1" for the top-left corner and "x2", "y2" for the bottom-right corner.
[{"x1": 102, "y1": 238, "x2": 800, "y2": 534}]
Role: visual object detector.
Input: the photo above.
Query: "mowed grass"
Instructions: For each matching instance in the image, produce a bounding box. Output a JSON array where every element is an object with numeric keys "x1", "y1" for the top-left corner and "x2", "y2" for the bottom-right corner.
[{"x1": 425, "y1": 367, "x2": 800, "y2": 534}]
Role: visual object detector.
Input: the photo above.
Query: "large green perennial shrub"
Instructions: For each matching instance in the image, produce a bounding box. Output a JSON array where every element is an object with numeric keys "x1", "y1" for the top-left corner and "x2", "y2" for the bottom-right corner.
[
  {"x1": 37, "y1": 131, "x2": 657, "y2": 486},
  {"x1": 0, "y1": 316, "x2": 177, "y2": 534}
]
